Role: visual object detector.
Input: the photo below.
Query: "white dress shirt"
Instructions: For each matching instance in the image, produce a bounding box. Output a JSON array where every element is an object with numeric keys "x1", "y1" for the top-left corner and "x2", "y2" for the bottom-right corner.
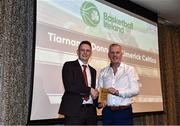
[
  {"x1": 98, "y1": 62, "x2": 139, "y2": 106},
  {"x1": 78, "y1": 59, "x2": 93, "y2": 104}
]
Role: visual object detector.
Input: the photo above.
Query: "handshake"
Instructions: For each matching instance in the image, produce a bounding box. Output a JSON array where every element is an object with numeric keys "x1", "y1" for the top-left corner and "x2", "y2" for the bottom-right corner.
[
  {"x1": 90, "y1": 87, "x2": 119, "y2": 99},
  {"x1": 90, "y1": 87, "x2": 119, "y2": 108},
  {"x1": 90, "y1": 88, "x2": 99, "y2": 99}
]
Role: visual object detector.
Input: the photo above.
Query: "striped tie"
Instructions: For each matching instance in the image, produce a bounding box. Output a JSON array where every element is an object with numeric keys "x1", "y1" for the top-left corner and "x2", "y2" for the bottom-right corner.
[{"x1": 82, "y1": 65, "x2": 89, "y2": 101}]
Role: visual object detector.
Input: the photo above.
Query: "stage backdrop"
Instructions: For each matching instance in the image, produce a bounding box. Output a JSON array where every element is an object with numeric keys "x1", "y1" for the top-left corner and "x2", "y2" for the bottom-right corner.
[{"x1": 30, "y1": 0, "x2": 163, "y2": 120}]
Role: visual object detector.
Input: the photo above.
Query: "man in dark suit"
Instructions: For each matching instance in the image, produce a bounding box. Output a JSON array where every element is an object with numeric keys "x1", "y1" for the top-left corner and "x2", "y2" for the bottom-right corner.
[{"x1": 59, "y1": 41, "x2": 99, "y2": 125}]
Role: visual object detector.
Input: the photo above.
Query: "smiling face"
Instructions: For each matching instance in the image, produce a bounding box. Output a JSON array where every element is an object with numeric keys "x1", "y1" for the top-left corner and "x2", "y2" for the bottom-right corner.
[
  {"x1": 108, "y1": 44, "x2": 123, "y2": 65},
  {"x1": 77, "y1": 43, "x2": 92, "y2": 64}
]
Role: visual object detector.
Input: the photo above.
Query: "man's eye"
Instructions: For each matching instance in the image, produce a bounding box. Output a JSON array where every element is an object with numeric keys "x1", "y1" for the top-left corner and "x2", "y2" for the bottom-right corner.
[{"x1": 81, "y1": 49, "x2": 91, "y2": 52}]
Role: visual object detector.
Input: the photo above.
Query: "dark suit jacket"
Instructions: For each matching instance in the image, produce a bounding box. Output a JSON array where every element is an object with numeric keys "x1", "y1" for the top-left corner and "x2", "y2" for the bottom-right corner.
[{"x1": 58, "y1": 60, "x2": 97, "y2": 116}]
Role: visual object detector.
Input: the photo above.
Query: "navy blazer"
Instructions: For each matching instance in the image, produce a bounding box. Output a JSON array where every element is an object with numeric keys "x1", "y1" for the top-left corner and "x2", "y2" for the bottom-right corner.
[{"x1": 59, "y1": 60, "x2": 97, "y2": 116}]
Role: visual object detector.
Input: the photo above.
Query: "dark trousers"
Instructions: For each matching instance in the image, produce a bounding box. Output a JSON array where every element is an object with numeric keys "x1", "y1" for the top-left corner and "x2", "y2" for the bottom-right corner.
[
  {"x1": 64, "y1": 104, "x2": 97, "y2": 125},
  {"x1": 102, "y1": 105, "x2": 133, "y2": 125}
]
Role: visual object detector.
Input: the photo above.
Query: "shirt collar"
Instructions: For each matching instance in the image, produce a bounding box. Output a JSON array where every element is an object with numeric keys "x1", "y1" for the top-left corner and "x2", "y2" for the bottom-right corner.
[
  {"x1": 78, "y1": 59, "x2": 88, "y2": 67},
  {"x1": 110, "y1": 62, "x2": 124, "y2": 70}
]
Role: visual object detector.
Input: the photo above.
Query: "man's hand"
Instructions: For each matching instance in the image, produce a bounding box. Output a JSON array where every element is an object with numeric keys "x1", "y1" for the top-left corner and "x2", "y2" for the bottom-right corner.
[
  {"x1": 98, "y1": 100, "x2": 107, "y2": 108},
  {"x1": 91, "y1": 88, "x2": 99, "y2": 99},
  {"x1": 108, "y1": 87, "x2": 119, "y2": 96}
]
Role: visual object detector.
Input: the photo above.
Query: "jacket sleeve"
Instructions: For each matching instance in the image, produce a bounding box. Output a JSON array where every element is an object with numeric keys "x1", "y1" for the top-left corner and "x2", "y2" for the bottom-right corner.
[{"x1": 62, "y1": 62, "x2": 91, "y2": 96}]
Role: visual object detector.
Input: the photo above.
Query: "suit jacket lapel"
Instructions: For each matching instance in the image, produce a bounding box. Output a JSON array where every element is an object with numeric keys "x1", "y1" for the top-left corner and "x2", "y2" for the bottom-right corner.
[
  {"x1": 89, "y1": 65, "x2": 95, "y2": 88},
  {"x1": 74, "y1": 60, "x2": 85, "y2": 85},
  {"x1": 75, "y1": 60, "x2": 95, "y2": 88}
]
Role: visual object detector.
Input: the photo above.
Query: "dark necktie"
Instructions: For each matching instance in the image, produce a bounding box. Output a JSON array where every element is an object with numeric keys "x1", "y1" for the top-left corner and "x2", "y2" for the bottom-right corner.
[
  {"x1": 82, "y1": 65, "x2": 89, "y2": 101},
  {"x1": 82, "y1": 65, "x2": 88, "y2": 86}
]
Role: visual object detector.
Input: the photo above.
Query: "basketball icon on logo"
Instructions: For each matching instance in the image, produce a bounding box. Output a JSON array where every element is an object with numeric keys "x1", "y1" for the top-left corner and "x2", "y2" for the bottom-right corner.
[{"x1": 81, "y1": 1, "x2": 100, "y2": 27}]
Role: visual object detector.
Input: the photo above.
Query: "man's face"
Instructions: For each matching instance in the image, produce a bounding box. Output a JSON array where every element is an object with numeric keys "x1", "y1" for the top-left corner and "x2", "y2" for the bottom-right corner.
[
  {"x1": 77, "y1": 44, "x2": 92, "y2": 63},
  {"x1": 108, "y1": 45, "x2": 123, "y2": 64}
]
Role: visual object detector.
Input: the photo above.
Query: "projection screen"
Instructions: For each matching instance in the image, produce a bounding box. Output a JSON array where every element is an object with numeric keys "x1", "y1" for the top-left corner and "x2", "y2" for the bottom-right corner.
[{"x1": 30, "y1": 0, "x2": 163, "y2": 120}]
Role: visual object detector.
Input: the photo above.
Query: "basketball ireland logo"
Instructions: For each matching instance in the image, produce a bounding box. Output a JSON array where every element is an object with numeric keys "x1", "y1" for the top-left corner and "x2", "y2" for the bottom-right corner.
[{"x1": 81, "y1": 1, "x2": 100, "y2": 27}]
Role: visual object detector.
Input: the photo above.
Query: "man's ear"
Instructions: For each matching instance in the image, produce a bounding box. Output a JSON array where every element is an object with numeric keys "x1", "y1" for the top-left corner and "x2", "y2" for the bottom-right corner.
[
  {"x1": 76, "y1": 49, "x2": 79, "y2": 55},
  {"x1": 108, "y1": 52, "x2": 110, "y2": 59}
]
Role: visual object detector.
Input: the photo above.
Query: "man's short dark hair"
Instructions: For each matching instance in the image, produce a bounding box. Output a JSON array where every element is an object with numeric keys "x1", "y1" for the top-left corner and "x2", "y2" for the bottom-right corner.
[{"x1": 78, "y1": 41, "x2": 92, "y2": 50}]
